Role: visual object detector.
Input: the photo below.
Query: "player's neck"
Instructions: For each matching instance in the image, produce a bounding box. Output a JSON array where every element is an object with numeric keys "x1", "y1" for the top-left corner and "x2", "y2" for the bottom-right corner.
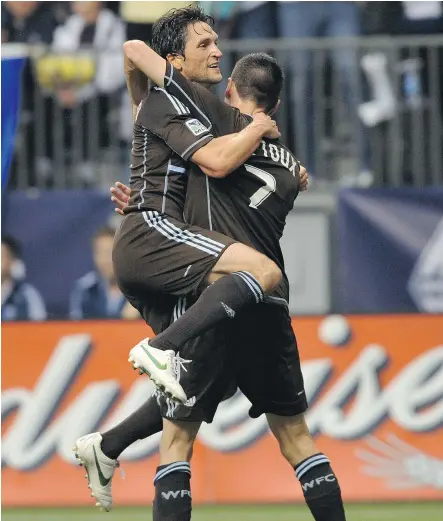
[
  {"x1": 199, "y1": 82, "x2": 215, "y2": 91},
  {"x1": 235, "y1": 100, "x2": 263, "y2": 117}
]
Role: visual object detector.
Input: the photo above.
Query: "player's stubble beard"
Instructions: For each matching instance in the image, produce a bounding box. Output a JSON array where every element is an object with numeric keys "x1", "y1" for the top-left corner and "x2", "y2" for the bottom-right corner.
[{"x1": 179, "y1": 61, "x2": 222, "y2": 91}]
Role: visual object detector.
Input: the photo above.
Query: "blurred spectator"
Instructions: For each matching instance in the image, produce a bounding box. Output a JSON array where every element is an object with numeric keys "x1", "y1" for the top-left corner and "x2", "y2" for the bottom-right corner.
[
  {"x1": 201, "y1": 1, "x2": 277, "y2": 38},
  {"x1": 1, "y1": 235, "x2": 47, "y2": 321},
  {"x1": 69, "y1": 225, "x2": 127, "y2": 320},
  {"x1": 364, "y1": 1, "x2": 443, "y2": 36},
  {"x1": 40, "y1": 1, "x2": 126, "y2": 184},
  {"x1": 362, "y1": 1, "x2": 443, "y2": 185},
  {"x1": 1, "y1": 1, "x2": 57, "y2": 44},
  {"x1": 234, "y1": 2, "x2": 277, "y2": 39},
  {"x1": 52, "y1": 1, "x2": 125, "y2": 107},
  {"x1": 1, "y1": 1, "x2": 59, "y2": 188},
  {"x1": 276, "y1": 1, "x2": 371, "y2": 182},
  {"x1": 120, "y1": 1, "x2": 194, "y2": 41}
]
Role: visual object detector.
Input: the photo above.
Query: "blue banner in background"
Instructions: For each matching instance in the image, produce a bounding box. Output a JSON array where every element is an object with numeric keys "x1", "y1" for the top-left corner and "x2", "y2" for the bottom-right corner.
[
  {"x1": 2, "y1": 190, "x2": 115, "y2": 318},
  {"x1": 338, "y1": 188, "x2": 443, "y2": 313},
  {"x1": 4, "y1": 188, "x2": 443, "y2": 318},
  {"x1": 1, "y1": 56, "x2": 26, "y2": 190}
]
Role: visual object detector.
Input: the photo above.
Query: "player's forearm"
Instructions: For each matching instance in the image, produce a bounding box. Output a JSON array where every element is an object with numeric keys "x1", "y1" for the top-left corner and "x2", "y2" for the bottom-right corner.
[
  {"x1": 215, "y1": 125, "x2": 264, "y2": 175},
  {"x1": 123, "y1": 40, "x2": 166, "y2": 88},
  {"x1": 124, "y1": 53, "x2": 149, "y2": 121},
  {"x1": 124, "y1": 55, "x2": 148, "y2": 105},
  {"x1": 192, "y1": 124, "x2": 264, "y2": 178},
  {"x1": 125, "y1": 67, "x2": 149, "y2": 106}
]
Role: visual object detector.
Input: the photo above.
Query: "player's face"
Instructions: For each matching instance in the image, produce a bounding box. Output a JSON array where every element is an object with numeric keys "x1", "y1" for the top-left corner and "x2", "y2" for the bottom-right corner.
[
  {"x1": 179, "y1": 22, "x2": 222, "y2": 86},
  {"x1": 93, "y1": 235, "x2": 115, "y2": 282}
]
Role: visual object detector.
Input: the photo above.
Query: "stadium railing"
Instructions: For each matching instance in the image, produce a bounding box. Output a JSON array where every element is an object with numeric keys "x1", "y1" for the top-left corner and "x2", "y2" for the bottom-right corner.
[{"x1": 5, "y1": 35, "x2": 443, "y2": 190}]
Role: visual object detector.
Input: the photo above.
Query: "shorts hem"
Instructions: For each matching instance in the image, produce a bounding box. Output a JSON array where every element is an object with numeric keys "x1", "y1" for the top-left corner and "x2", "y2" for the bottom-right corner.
[
  {"x1": 248, "y1": 396, "x2": 308, "y2": 419},
  {"x1": 160, "y1": 409, "x2": 217, "y2": 424}
]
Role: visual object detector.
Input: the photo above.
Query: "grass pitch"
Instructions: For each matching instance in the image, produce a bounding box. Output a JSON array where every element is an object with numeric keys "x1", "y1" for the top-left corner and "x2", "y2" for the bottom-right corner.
[{"x1": 3, "y1": 503, "x2": 443, "y2": 521}]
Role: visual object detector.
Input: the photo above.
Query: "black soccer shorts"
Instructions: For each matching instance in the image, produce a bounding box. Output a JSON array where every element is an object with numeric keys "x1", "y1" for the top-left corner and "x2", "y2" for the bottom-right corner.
[
  {"x1": 113, "y1": 211, "x2": 237, "y2": 333},
  {"x1": 155, "y1": 300, "x2": 308, "y2": 423},
  {"x1": 234, "y1": 303, "x2": 308, "y2": 419}
]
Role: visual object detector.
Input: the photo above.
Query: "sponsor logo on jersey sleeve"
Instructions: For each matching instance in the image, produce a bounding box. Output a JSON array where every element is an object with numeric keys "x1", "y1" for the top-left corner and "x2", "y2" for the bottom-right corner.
[{"x1": 185, "y1": 118, "x2": 209, "y2": 136}]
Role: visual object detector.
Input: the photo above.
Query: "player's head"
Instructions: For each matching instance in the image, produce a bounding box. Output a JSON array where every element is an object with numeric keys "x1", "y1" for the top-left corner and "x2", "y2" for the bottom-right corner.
[
  {"x1": 226, "y1": 53, "x2": 284, "y2": 114},
  {"x1": 92, "y1": 225, "x2": 116, "y2": 282},
  {"x1": 1, "y1": 235, "x2": 21, "y2": 282},
  {"x1": 152, "y1": 5, "x2": 222, "y2": 87}
]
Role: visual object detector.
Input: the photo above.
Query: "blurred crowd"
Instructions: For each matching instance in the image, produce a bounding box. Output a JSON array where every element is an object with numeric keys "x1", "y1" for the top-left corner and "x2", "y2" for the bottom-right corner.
[
  {"x1": 1, "y1": 226, "x2": 140, "y2": 322},
  {"x1": 2, "y1": 2, "x2": 443, "y2": 322},
  {"x1": 2, "y1": 1, "x2": 443, "y2": 189}
]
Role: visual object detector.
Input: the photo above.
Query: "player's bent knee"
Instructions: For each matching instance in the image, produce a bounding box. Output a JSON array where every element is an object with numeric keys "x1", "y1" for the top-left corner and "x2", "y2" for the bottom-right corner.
[
  {"x1": 249, "y1": 255, "x2": 282, "y2": 293},
  {"x1": 211, "y1": 243, "x2": 281, "y2": 292},
  {"x1": 261, "y1": 257, "x2": 282, "y2": 292}
]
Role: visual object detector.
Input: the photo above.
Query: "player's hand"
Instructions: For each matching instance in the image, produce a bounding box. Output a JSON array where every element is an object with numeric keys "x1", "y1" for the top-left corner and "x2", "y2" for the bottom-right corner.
[
  {"x1": 110, "y1": 182, "x2": 131, "y2": 215},
  {"x1": 299, "y1": 165, "x2": 309, "y2": 192},
  {"x1": 251, "y1": 112, "x2": 281, "y2": 140}
]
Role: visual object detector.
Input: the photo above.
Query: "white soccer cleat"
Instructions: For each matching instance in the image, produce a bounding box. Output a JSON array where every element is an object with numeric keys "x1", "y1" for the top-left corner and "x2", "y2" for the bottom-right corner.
[
  {"x1": 128, "y1": 338, "x2": 188, "y2": 404},
  {"x1": 73, "y1": 432, "x2": 119, "y2": 512}
]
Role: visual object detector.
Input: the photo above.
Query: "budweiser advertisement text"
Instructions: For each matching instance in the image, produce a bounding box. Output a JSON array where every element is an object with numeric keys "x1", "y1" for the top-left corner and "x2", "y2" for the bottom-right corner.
[{"x1": 2, "y1": 316, "x2": 442, "y2": 506}]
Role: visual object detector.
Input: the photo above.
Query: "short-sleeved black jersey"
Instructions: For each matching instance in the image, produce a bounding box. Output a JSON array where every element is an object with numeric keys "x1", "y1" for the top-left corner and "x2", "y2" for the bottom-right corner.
[
  {"x1": 164, "y1": 64, "x2": 300, "y2": 302},
  {"x1": 124, "y1": 85, "x2": 214, "y2": 220}
]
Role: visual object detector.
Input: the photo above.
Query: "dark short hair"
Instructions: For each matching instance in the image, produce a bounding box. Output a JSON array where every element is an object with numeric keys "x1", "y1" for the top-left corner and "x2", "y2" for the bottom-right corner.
[
  {"x1": 1, "y1": 234, "x2": 22, "y2": 259},
  {"x1": 151, "y1": 5, "x2": 214, "y2": 59},
  {"x1": 93, "y1": 225, "x2": 115, "y2": 241},
  {"x1": 231, "y1": 53, "x2": 284, "y2": 113}
]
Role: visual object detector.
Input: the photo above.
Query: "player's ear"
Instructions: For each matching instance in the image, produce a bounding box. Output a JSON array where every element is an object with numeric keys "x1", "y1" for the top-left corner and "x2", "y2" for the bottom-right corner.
[
  {"x1": 166, "y1": 53, "x2": 184, "y2": 71},
  {"x1": 224, "y1": 77, "x2": 233, "y2": 102},
  {"x1": 268, "y1": 99, "x2": 281, "y2": 117}
]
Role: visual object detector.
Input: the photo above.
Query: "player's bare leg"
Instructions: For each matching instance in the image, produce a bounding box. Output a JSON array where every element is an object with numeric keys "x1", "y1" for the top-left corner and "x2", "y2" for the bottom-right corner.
[
  {"x1": 149, "y1": 243, "x2": 281, "y2": 350},
  {"x1": 207, "y1": 242, "x2": 282, "y2": 290},
  {"x1": 152, "y1": 419, "x2": 200, "y2": 521},
  {"x1": 267, "y1": 413, "x2": 347, "y2": 521}
]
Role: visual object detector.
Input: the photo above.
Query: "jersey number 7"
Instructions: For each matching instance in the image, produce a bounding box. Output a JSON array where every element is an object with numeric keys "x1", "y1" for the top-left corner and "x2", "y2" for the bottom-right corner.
[{"x1": 245, "y1": 164, "x2": 277, "y2": 209}]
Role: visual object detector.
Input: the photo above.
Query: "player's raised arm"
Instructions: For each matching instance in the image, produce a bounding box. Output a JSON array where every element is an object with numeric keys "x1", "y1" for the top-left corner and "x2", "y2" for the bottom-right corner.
[
  {"x1": 123, "y1": 40, "x2": 167, "y2": 89},
  {"x1": 124, "y1": 53, "x2": 150, "y2": 122}
]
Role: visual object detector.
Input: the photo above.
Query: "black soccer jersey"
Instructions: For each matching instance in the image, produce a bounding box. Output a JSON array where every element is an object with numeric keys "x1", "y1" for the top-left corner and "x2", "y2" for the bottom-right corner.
[
  {"x1": 124, "y1": 85, "x2": 214, "y2": 220},
  {"x1": 163, "y1": 63, "x2": 300, "y2": 302}
]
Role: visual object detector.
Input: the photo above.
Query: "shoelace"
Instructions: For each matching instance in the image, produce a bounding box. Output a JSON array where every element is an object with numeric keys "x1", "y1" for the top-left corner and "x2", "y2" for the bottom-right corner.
[
  {"x1": 114, "y1": 460, "x2": 125, "y2": 480},
  {"x1": 172, "y1": 354, "x2": 191, "y2": 381}
]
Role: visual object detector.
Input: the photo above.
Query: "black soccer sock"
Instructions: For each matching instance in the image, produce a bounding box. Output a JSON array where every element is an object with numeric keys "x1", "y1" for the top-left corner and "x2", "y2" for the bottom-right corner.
[
  {"x1": 153, "y1": 461, "x2": 192, "y2": 521},
  {"x1": 100, "y1": 395, "x2": 162, "y2": 460},
  {"x1": 295, "y1": 453, "x2": 346, "y2": 521},
  {"x1": 151, "y1": 271, "x2": 264, "y2": 351}
]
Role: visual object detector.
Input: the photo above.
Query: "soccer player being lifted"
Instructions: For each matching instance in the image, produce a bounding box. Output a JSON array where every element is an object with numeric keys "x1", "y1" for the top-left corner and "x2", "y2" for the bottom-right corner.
[{"x1": 74, "y1": 6, "x2": 347, "y2": 521}]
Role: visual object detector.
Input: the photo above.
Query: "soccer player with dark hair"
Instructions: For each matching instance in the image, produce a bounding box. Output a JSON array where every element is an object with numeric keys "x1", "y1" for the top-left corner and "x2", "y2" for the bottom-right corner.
[
  {"x1": 73, "y1": 7, "x2": 347, "y2": 521},
  {"x1": 111, "y1": 5, "x2": 284, "y2": 403}
]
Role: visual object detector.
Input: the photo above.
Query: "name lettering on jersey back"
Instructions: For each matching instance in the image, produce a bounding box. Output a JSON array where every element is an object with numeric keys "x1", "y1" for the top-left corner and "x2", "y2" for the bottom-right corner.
[{"x1": 258, "y1": 141, "x2": 299, "y2": 177}]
